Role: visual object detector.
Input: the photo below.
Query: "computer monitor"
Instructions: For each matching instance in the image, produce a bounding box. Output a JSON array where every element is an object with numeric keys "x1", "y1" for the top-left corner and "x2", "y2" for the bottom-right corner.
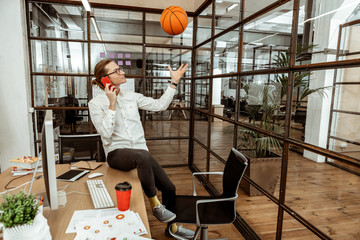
[{"x1": 41, "y1": 110, "x2": 58, "y2": 210}]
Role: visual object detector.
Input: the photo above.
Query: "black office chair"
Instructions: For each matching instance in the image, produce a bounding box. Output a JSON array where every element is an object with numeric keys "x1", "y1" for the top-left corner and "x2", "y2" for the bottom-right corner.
[
  {"x1": 55, "y1": 96, "x2": 83, "y2": 133},
  {"x1": 169, "y1": 148, "x2": 248, "y2": 240}
]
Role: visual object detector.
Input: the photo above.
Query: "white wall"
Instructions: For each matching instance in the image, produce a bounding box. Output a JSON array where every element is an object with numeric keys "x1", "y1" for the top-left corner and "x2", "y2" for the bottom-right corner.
[
  {"x1": 304, "y1": 0, "x2": 354, "y2": 162},
  {"x1": 0, "y1": 0, "x2": 34, "y2": 172}
]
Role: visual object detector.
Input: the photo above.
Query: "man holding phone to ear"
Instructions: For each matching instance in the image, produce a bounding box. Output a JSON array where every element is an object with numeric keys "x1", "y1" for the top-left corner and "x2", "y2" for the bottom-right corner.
[{"x1": 89, "y1": 60, "x2": 194, "y2": 239}]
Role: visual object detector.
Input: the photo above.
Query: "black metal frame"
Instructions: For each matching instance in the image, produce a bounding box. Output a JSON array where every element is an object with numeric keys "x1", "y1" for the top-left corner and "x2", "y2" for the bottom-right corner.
[
  {"x1": 191, "y1": 0, "x2": 359, "y2": 240},
  {"x1": 26, "y1": 0, "x2": 193, "y2": 155},
  {"x1": 25, "y1": 0, "x2": 359, "y2": 240}
]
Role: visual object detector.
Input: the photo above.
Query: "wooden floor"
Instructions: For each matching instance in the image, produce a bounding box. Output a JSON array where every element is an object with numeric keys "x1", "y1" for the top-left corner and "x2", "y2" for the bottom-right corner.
[
  {"x1": 144, "y1": 166, "x2": 246, "y2": 240},
  {"x1": 145, "y1": 120, "x2": 360, "y2": 240}
]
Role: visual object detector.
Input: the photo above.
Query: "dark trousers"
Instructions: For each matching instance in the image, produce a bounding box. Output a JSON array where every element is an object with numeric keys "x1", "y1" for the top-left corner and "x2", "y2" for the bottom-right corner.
[{"x1": 107, "y1": 148, "x2": 176, "y2": 209}]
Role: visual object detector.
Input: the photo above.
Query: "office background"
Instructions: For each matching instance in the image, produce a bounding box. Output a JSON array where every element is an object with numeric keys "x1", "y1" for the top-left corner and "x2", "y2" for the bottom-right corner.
[{"x1": 0, "y1": 0, "x2": 359, "y2": 239}]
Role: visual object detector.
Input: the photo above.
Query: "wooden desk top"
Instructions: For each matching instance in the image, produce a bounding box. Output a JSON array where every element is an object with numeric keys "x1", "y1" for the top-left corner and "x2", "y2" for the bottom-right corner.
[{"x1": 0, "y1": 164, "x2": 151, "y2": 240}]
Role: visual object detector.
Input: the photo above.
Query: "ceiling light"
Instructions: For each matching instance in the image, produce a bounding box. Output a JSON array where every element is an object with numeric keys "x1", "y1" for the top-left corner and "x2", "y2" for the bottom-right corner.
[
  {"x1": 81, "y1": 0, "x2": 91, "y2": 12},
  {"x1": 216, "y1": 0, "x2": 224, "y2": 3},
  {"x1": 227, "y1": 4, "x2": 238, "y2": 12},
  {"x1": 245, "y1": 33, "x2": 279, "y2": 47},
  {"x1": 90, "y1": 16, "x2": 101, "y2": 40},
  {"x1": 300, "y1": 0, "x2": 360, "y2": 25},
  {"x1": 90, "y1": 16, "x2": 107, "y2": 53}
]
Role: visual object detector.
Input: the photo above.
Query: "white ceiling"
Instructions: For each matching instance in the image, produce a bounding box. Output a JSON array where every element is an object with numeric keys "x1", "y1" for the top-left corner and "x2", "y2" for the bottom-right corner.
[{"x1": 67, "y1": 0, "x2": 206, "y2": 12}]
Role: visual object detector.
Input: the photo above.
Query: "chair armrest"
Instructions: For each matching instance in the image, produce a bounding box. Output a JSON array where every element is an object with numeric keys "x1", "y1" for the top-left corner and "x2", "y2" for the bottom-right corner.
[
  {"x1": 192, "y1": 172, "x2": 223, "y2": 196},
  {"x1": 195, "y1": 195, "x2": 238, "y2": 226}
]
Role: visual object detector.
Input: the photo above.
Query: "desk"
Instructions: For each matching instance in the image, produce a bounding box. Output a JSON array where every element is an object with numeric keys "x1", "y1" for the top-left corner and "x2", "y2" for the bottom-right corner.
[
  {"x1": 0, "y1": 164, "x2": 151, "y2": 240},
  {"x1": 168, "y1": 100, "x2": 187, "y2": 120}
]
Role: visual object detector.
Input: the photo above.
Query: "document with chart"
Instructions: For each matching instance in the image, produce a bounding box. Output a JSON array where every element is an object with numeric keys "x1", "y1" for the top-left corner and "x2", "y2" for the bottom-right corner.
[{"x1": 68, "y1": 208, "x2": 148, "y2": 239}]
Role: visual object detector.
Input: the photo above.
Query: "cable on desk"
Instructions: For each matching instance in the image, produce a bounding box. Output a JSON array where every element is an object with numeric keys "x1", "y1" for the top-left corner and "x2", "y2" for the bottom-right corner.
[
  {"x1": 32, "y1": 184, "x2": 89, "y2": 197},
  {"x1": 22, "y1": 175, "x2": 43, "y2": 194},
  {"x1": 57, "y1": 182, "x2": 89, "y2": 195},
  {"x1": 32, "y1": 183, "x2": 69, "y2": 196},
  {"x1": 58, "y1": 184, "x2": 70, "y2": 192},
  {"x1": 69, "y1": 161, "x2": 95, "y2": 172},
  {"x1": 5, "y1": 175, "x2": 30, "y2": 189},
  {"x1": 86, "y1": 161, "x2": 92, "y2": 171},
  {"x1": 23, "y1": 180, "x2": 28, "y2": 193},
  {"x1": 58, "y1": 183, "x2": 89, "y2": 195},
  {"x1": 66, "y1": 191, "x2": 89, "y2": 195},
  {"x1": 0, "y1": 175, "x2": 42, "y2": 196}
]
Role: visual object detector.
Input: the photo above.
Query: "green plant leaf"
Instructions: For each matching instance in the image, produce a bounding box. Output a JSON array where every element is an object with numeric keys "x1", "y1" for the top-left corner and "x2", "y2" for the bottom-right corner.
[
  {"x1": 0, "y1": 191, "x2": 39, "y2": 228},
  {"x1": 223, "y1": 43, "x2": 330, "y2": 159}
]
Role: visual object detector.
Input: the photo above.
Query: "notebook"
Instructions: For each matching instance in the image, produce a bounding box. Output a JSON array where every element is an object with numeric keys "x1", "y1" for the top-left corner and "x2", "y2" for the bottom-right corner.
[{"x1": 71, "y1": 161, "x2": 103, "y2": 171}]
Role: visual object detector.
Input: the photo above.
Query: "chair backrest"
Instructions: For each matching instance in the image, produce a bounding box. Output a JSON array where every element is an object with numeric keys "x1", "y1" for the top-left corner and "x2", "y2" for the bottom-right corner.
[{"x1": 222, "y1": 148, "x2": 248, "y2": 198}]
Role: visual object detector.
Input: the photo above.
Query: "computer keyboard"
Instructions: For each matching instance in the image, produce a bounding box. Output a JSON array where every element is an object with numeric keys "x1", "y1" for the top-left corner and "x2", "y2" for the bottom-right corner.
[{"x1": 86, "y1": 179, "x2": 115, "y2": 209}]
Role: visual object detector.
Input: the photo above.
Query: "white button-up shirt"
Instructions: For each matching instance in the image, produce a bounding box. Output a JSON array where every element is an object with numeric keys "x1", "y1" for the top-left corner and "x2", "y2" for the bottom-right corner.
[{"x1": 88, "y1": 86, "x2": 176, "y2": 156}]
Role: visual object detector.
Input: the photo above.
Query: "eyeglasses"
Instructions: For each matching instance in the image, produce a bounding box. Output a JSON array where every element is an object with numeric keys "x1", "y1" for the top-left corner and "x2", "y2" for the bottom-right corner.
[{"x1": 104, "y1": 67, "x2": 123, "y2": 77}]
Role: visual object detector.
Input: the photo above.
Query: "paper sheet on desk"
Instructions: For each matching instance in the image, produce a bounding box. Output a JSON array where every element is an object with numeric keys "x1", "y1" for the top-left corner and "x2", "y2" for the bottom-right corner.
[
  {"x1": 113, "y1": 234, "x2": 151, "y2": 240},
  {"x1": 66, "y1": 208, "x2": 120, "y2": 233},
  {"x1": 67, "y1": 209, "x2": 148, "y2": 239},
  {"x1": 74, "y1": 212, "x2": 148, "y2": 239},
  {"x1": 73, "y1": 211, "x2": 148, "y2": 240},
  {"x1": 74, "y1": 233, "x2": 150, "y2": 240}
]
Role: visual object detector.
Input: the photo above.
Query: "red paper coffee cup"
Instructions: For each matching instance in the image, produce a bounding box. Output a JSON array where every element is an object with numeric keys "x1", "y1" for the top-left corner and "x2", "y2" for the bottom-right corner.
[{"x1": 115, "y1": 182, "x2": 132, "y2": 211}]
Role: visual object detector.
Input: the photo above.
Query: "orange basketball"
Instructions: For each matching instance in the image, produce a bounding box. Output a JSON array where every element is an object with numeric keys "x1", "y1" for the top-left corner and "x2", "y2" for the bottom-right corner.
[{"x1": 160, "y1": 6, "x2": 188, "y2": 35}]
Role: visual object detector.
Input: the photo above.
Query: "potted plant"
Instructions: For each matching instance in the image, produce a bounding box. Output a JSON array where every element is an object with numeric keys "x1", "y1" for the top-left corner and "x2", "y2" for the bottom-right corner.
[
  {"x1": 0, "y1": 191, "x2": 51, "y2": 240},
  {"x1": 235, "y1": 83, "x2": 284, "y2": 196},
  {"x1": 273, "y1": 43, "x2": 330, "y2": 151},
  {"x1": 273, "y1": 43, "x2": 329, "y2": 113},
  {"x1": 225, "y1": 43, "x2": 330, "y2": 196}
]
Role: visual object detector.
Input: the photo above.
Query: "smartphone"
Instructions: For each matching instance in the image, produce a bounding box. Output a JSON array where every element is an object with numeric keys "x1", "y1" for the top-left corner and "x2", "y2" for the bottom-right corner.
[{"x1": 101, "y1": 76, "x2": 114, "y2": 90}]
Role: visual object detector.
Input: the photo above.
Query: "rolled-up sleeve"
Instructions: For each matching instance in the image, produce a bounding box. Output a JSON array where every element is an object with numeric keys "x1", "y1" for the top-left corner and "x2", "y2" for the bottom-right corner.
[
  {"x1": 136, "y1": 86, "x2": 176, "y2": 111},
  {"x1": 88, "y1": 100, "x2": 116, "y2": 140}
]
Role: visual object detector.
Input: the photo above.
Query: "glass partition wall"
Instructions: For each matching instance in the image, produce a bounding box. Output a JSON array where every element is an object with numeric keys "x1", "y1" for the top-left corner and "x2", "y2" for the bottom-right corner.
[
  {"x1": 26, "y1": 0, "x2": 360, "y2": 239},
  {"x1": 191, "y1": 0, "x2": 359, "y2": 240},
  {"x1": 27, "y1": 1, "x2": 192, "y2": 166}
]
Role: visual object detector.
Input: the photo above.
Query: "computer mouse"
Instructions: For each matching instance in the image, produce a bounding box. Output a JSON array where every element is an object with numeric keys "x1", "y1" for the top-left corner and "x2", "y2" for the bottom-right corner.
[{"x1": 88, "y1": 172, "x2": 104, "y2": 179}]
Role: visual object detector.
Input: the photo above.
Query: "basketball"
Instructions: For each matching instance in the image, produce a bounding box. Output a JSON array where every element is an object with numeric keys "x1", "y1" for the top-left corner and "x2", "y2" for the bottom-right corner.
[{"x1": 160, "y1": 6, "x2": 188, "y2": 35}]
